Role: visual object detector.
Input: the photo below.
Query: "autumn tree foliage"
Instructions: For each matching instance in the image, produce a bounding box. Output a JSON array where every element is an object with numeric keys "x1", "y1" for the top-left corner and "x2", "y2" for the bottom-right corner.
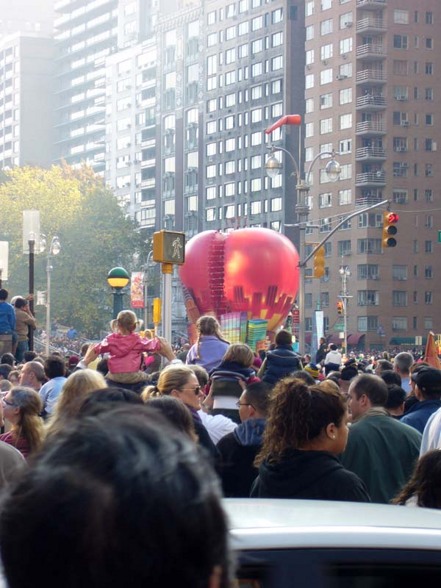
[{"x1": 0, "y1": 164, "x2": 145, "y2": 337}]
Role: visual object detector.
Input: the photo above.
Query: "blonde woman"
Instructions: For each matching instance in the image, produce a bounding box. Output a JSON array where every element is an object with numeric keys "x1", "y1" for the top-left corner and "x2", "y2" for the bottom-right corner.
[
  {"x1": 0, "y1": 386, "x2": 44, "y2": 459},
  {"x1": 186, "y1": 316, "x2": 229, "y2": 372},
  {"x1": 46, "y1": 369, "x2": 107, "y2": 437}
]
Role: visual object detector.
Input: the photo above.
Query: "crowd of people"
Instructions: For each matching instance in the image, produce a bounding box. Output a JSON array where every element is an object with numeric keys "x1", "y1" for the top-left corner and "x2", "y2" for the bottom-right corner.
[{"x1": 0, "y1": 306, "x2": 440, "y2": 585}]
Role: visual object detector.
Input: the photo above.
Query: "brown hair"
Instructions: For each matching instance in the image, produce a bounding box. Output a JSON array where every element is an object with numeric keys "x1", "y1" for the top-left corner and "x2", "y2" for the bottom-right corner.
[
  {"x1": 255, "y1": 379, "x2": 346, "y2": 466},
  {"x1": 194, "y1": 316, "x2": 229, "y2": 359},
  {"x1": 9, "y1": 386, "x2": 45, "y2": 455},
  {"x1": 142, "y1": 365, "x2": 195, "y2": 400},
  {"x1": 222, "y1": 343, "x2": 254, "y2": 367},
  {"x1": 111, "y1": 310, "x2": 138, "y2": 335},
  {"x1": 392, "y1": 450, "x2": 441, "y2": 507}
]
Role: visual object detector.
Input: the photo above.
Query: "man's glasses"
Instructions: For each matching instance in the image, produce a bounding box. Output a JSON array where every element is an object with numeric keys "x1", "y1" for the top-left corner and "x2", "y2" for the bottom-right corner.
[
  {"x1": 180, "y1": 385, "x2": 202, "y2": 396},
  {"x1": 236, "y1": 401, "x2": 253, "y2": 408}
]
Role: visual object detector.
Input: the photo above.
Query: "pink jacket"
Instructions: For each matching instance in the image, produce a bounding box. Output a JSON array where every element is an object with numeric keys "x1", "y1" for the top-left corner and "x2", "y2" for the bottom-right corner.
[{"x1": 93, "y1": 333, "x2": 160, "y2": 374}]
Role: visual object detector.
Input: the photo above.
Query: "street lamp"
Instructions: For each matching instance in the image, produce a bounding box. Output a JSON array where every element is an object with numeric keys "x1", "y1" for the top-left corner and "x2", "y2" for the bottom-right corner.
[
  {"x1": 45, "y1": 236, "x2": 61, "y2": 356},
  {"x1": 107, "y1": 267, "x2": 130, "y2": 319},
  {"x1": 339, "y1": 265, "x2": 351, "y2": 357},
  {"x1": 265, "y1": 127, "x2": 341, "y2": 354},
  {"x1": 23, "y1": 210, "x2": 44, "y2": 351}
]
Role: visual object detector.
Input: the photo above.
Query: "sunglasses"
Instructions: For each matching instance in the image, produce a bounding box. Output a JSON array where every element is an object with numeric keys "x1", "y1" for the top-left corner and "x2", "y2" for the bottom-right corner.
[{"x1": 180, "y1": 385, "x2": 202, "y2": 396}]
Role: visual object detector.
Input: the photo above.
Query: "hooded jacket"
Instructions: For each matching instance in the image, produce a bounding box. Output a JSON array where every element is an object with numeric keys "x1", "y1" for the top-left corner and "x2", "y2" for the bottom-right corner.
[
  {"x1": 250, "y1": 449, "x2": 370, "y2": 502},
  {"x1": 260, "y1": 345, "x2": 302, "y2": 386},
  {"x1": 94, "y1": 333, "x2": 159, "y2": 374}
]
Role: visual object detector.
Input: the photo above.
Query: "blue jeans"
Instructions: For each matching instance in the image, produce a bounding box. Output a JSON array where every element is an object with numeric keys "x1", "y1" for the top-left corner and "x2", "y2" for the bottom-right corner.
[{"x1": 15, "y1": 340, "x2": 28, "y2": 363}]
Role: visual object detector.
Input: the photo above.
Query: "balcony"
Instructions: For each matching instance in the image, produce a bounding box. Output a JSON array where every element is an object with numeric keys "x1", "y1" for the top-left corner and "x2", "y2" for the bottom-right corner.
[
  {"x1": 355, "y1": 121, "x2": 386, "y2": 135},
  {"x1": 356, "y1": 171, "x2": 386, "y2": 187},
  {"x1": 356, "y1": 43, "x2": 385, "y2": 60},
  {"x1": 355, "y1": 146, "x2": 386, "y2": 160},
  {"x1": 356, "y1": 69, "x2": 386, "y2": 84},
  {"x1": 356, "y1": 0, "x2": 387, "y2": 8},
  {"x1": 356, "y1": 18, "x2": 386, "y2": 33},
  {"x1": 356, "y1": 94, "x2": 386, "y2": 110}
]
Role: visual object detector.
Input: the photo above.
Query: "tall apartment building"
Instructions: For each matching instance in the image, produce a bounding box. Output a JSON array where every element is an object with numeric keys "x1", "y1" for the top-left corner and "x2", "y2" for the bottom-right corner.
[
  {"x1": 304, "y1": 0, "x2": 441, "y2": 350},
  {"x1": 0, "y1": 34, "x2": 54, "y2": 169},
  {"x1": 0, "y1": 0, "x2": 54, "y2": 40}
]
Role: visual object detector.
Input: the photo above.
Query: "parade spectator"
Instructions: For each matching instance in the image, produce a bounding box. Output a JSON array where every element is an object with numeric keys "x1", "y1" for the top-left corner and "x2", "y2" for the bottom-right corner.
[
  {"x1": 146, "y1": 396, "x2": 197, "y2": 442},
  {"x1": 251, "y1": 379, "x2": 370, "y2": 502},
  {"x1": 290, "y1": 369, "x2": 316, "y2": 386},
  {"x1": 143, "y1": 365, "x2": 218, "y2": 461},
  {"x1": 0, "y1": 364, "x2": 12, "y2": 383},
  {"x1": 18, "y1": 361, "x2": 45, "y2": 392},
  {"x1": 0, "y1": 387, "x2": 44, "y2": 459},
  {"x1": 400, "y1": 367, "x2": 441, "y2": 433},
  {"x1": 46, "y1": 369, "x2": 107, "y2": 438},
  {"x1": 385, "y1": 384, "x2": 406, "y2": 418},
  {"x1": 217, "y1": 381, "x2": 270, "y2": 497},
  {"x1": 0, "y1": 353, "x2": 15, "y2": 368},
  {"x1": 22, "y1": 351, "x2": 37, "y2": 363},
  {"x1": 379, "y1": 369, "x2": 402, "y2": 387},
  {"x1": 393, "y1": 351, "x2": 414, "y2": 393},
  {"x1": 374, "y1": 359, "x2": 394, "y2": 376},
  {"x1": 303, "y1": 363, "x2": 322, "y2": 383},
  {"x1": 324, "y1": 344, "x2": 342, "y2": 375},
  {"x1": 78, "y1": 387, "x2": 143, "y2": 417},
  {"x1": 393, "y1": 450, "x2": 441, "y2": 508},
  {"x1": 209, "y1": 343, "x2": 258, "y2": 422},
  {"x1": 0, "y1": 406, "x2": 231, "y2": 588},
  {"x1": 82, "y1": 310, "x2": 161, "y2": 390},
  {"x1": 258, "y1": 329, "x2": 302, "y2": 386},
  {"x1": 315, "y1": 337, "x2": 328, "y2": 365},
  {"x1": 0, "y1": 441, "x2": 26, "y2": 489},
  {"x1": 186, "y1": 315, "x2": 230, "y2": 372},
  {"x1": 0, "y1": 289, "x2": 16, "y2": 352},
  {"x1": 338, "y1": 364, "x2": 359, "y2": 397},
  {"x1": 13, "y1": 297, "x2": 36, "y2": 363},
  {"x1": 39, "y1": 355, "x2": 67, "y2": 419},
  {"x1": 341, "y1": 374, "x2": 421, "y2": 503}
]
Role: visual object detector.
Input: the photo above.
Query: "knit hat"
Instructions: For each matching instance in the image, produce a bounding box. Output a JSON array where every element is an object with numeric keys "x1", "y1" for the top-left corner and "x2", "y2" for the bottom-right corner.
[
  {"x1": 68, "y1": 356, "x2": 80, "y2": 367},
  {"x1": 304, "y1": 363, "x2": 320, "y2": 379}
]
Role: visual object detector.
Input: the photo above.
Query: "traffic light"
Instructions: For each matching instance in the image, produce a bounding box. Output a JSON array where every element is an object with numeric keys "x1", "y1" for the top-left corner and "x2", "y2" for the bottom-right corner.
[
  {"x1": 337, "y1": 301, "x2": 344, "y2": 315},
  {"x1": 382, "y1": 211, "x2": 399, "y2": 249},
  {"x1": 313, "y1": 246, "x2": 326, "y2": 278},
  {"x1": 153, "y1": 230, "x2": 186, "y2": 264},
  {"x1": 152, "y1": 298, "x2": 162, "y2": 324}
]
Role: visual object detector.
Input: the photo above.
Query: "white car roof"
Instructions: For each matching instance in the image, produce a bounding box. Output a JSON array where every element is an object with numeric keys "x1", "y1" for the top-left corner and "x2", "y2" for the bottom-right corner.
[{"x1": 224, "y1": 499, "x2": 441, "y2": 551}]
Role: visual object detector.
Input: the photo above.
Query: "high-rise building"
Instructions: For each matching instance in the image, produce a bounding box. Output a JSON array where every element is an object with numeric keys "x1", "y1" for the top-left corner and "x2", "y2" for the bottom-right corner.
[
  {"x1": 0, "y1": 0, "x2": 54, "y2": 40},
  {"x1": 304, "y1": 0, "x2": 441, "y2": 350}
]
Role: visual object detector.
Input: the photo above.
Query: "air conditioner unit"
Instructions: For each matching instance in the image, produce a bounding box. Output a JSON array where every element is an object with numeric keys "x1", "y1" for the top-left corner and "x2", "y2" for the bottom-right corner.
[
  {"x1": 336, "y1": 74, "x2": 348, "y2": 80},
  {"x1": 344, "y1": 21, "x2": 353, "y2": 28},
  {"x1": 396, "y1": 96, "x2": 407, "y2": 101},
  {"x1": 401, "y1": 121, "x2": 410, "y2": 127}
]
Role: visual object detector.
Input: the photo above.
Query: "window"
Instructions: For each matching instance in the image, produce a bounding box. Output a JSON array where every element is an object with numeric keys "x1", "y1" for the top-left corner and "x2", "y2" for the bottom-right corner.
[
  {"x1": 425, "y1": 292, "x2": 433, "y2": 304},
  {"x1": 425, "y1": 241, "x2": 433, "y2": 253},
  {"x1": 358, "y1": 291, "x2": 379, "y2": 306},
  {"x1": 425, "y1": 265, "x2": 433, "y2": 278},
  {"x1": 394, "y1": 10, "x2": 409, "y2": 24},
  {"x1": 357, "y1": 316, "x2": 378, "y2": 332},
  {"x1": 392, "y1": 291, "x2": 407, "y2": 307},
  {"x1": 340, "y1": 113, "x2": 352, "y2": 130},
  {"x1": 357, "y1": 264, "x2": 379, "y2": 280},
  {"x1": 319, "y1": 192, "x2": 332, "y2": 208},
  {"x1": 321, "y1": 19, "x2": 333, "y2": 35},
  {"x1": 357, "y1": 239, "x2": 382, "y2": 254},
  {"x1": 320, "y1": 93, "x2": 333, "y2": 109},
  {"x1": 320, "y1": 118, "x2": 333, "y2": 134},
  {"x1": 339, "y1": 88, "x2": 352, "y2": 105},
  {"x1": 321, "y1": 43, "x2": 333, "y2": 61},
  {"x1": 394, "y1": 35, "x2": 408, "y2": 49},
  {"x1": 338, "y1": 189, "x2": 351, "y2": 205},
  {"x1": 392, "y1": 317, "x2": 408, "y2": 330},
  {"x1": 425, "y1": 62, "x2": 433, "y2": 75},
  {"x1": 340, "y1": 37, "x2": 352, "y2": 55},
  {"x1": 338, "y1": 240, "x2": 351, "y2": 256},
  {"x1": 320, "y1": 69, "x2": 333, "y2": 85}
]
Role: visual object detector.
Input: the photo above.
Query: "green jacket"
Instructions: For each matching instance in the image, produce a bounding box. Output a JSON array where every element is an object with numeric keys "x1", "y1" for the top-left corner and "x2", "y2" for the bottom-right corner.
[{"x1": 341, "y1": 408, "x2": 421, "y2": 504}]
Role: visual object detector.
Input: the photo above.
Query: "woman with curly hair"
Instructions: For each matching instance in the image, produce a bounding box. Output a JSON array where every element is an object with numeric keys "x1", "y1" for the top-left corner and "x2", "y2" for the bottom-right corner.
[
  {"x1": 392, "y1": 450, "x2": 441, "y2": 508},
  {"x1": 0, "y1": 387, "x2": 45, "y2": 459},
  {"x1": 186, "y1": 316, "x2": 229, "y2": 372},
  {"x1": 250, "y1": 378, "x2": 370, "y2": 502}
]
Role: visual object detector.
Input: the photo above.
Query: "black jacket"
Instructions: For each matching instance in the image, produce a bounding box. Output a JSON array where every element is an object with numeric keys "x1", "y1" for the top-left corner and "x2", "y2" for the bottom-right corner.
[
  {"x1": 250, "y1": 449, "x2": 370, "y2": 502},
  {"x1": 261, "y1": 345, "x2": 302, "y2": 386}
]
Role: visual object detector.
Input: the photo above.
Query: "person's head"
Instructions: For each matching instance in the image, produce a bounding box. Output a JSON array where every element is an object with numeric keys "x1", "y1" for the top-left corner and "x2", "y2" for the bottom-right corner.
[
  {"x1": 0, "y1": 289, "x2": 8, "y2": 301},
  {"x1": 0, "y1": 353, "x2": 15, "y2": 367},
  {"x1": 2, "y1": 386, "x2": 44, "y2": 454},
  {"x1": 319, "y1": 379, "x2": 341, "y2": 394},
  {"x1": 0, "y1": 364, "x2": 12, "y2": 381},
  {"x1": 196, "y1": 315, "x2": 224, "y2": 339},
  {"x1": 256, "y1": 379, "x2": 348, "y2": 464},
  {"x1": 96, "y1": 358, "x2": 108, "y2": 377},
  {"x1": 79, "y1": 387, "x2": 143, "y2": 417},
  {"x1": 8, "y1": 370, "x2": 20, "y2": 385},
  {"x1": 275, "y1": 330, "x2": 293, "y2": 347},
  {"x1": 347, "y1": 374, "x2": 388, "y2": 421},
  {"x1": 23, "y1": 351, "x2": 37, "y2": 363},
  {"x1": 393, "y1": 450, "x2": 441, "y2": 508},
  {"x1": 111, "y1": 310, "x2": 138, "y2": 335},
  {"x1": 385, "y1": 384, "x2": 406, "y2": 416},
  {"x1": 0, "y1": 406, "x2": 231, "y2": 588},
  {"x1": 18, "y1": 361, "x2": 46, "y2": 390},
  {"x1": 379, "y1": 369, "x2": 402, "y2": 387},
  {"x1": 290, "y1": 370, "x2": 316, "y2": 386},
  {"x1": 339, "y1": 365, "x2": 358, "y2": 383},
  {"x1": 13, "y1": 297, "x2": 28, "y2": 310},
  {"x1": 43, "y1": 355, "x2": 66, "y2": 380},
  {"x1": 146, "y1": 396, "x2": 197, "y2": 442},
  {"x1": 393, "y1": 352, "x2": 414, "y2": 377},
  {"x1": 52, "y1": 370, "x2": 107, "y2": 422},
  {"x1": 222, "y1": 343, "x2": 254, "y2": 368},
  {"x1": 304, "y1": 363, "x2": 320, "y2": 381},
  {"x1": 329, "y1": 344, "x2": 337, "y2": 351},
  {"x1": 411, "y1": 367, "x2": 441, "y2": 401},
  {"x1": 188, "y1": 364, "x2": 209, "y2": 388},
  {"x1": 237, "y1": 381, "x2": 271, "y2": 422},
  {"x1": 143, "y1": 365, "x2": 202, "y2": 411},
  {"x1": 374, "y1": 359, "x2": 394, "y2": 376},
  {"x1": 0, "y1": 380, "x2": 11, "y2": 392},
  {"x1": 80, "y1": 343, "x2": 90, "y2": 357}
]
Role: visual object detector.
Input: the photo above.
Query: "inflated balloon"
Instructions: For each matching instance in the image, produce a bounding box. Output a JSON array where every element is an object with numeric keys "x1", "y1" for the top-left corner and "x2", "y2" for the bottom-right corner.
[{"x1": 179, "y1": 228, "x2": 300, "y2": 332}]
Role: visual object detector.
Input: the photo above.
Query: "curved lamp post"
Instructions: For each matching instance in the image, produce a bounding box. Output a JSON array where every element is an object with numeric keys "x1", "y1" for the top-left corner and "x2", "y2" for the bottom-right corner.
[
  {"x1": 264, "y1": 116, "x2": 341, "y2": 354},
  {"x1": 107, "y1": 267, "x2": 130, "y2": 319},
  {"x1": 339, "y1": 265, "x2": 351, "y2": 356},
  {"x1": 45, "y1": 236, "x2": 61, "y2": 355}
]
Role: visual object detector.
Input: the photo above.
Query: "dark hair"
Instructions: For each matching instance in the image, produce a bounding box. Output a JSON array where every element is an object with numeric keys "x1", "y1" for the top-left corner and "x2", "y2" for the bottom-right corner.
[
  {"x1": 23, "y1": 351, "x2": 37, "y2": 363},
  {"x1": 243, "y1": 381, "x2": 271, "y2": 416},
  {"x1": 340, "y1": 366, "x2": 358, "y2": 382},
  {"x1": 146, "y1": 396, "x2": 197, "y2": 441},
  {"x1": 78, "y1": 387, "x2": 143, "y2": 417},
  {"x1": 256, "y1": 379, "x2": 346, "y2": 465},
  {"x1": 43, "y1": 355, "x2": 66, "y2": 379},
  {"x1": 0, "y1": 406, "x2": 231, "y2": 588},
  {"x1": 13, "y1": 297, "x2": 27, "y2": 310},
  {"x1": 95, "y1": 358, "x2": 108, "y2": 377},
  {"x1": 290, "y1": 370, "x2": 315, "y2": 386},
  {"x1": 385, "y1": 384, "x2": 406, "y2": 410},
  {"x1": 350, "y1": 374, "x2": 388, "y2": 407},
  {"x1": 380, "y1": 370, "x2": 402, "y2": 387},
  {"x1": 275, "y1": 330, "x2": 292, "y2": 347},
  {"x1": 0, "y1": 289, "x2": 8, "y2": 301},
  {"x1": 1, "y1": 353, "x2": 15, "y2": 367},
  {"x1": 0, "y1": 363, "x2": 12, "y2": 379},
  {"x1": 376, "y1": 359, "x2": 393, "y2": 373},
  {"x1": 188, "y1": 364, "x2": 209, "y2": 388},
  {"x1": 329, "y1": 344, "x2": 337, "y2": 351},
  {"x1": 392, "y1": 450, "x2": 441, "y2": 507}
]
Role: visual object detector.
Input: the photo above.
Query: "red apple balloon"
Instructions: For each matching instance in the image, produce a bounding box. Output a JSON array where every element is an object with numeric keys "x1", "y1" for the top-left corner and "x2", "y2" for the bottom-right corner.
[{"x1": 179, "y1": 228, "x2": 300, "y2": 332}]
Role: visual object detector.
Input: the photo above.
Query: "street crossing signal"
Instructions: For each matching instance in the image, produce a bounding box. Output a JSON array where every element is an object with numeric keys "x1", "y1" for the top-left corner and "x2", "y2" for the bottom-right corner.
[
  {"x1": 313, "y1": 246, "x2": 326, "y2": 278},
  {"x1": 382, "y1": 211, "x2": 399, "y2": 248},
  {"x1": 337, "y1": 301, "x2": 344, "y2": 315}
]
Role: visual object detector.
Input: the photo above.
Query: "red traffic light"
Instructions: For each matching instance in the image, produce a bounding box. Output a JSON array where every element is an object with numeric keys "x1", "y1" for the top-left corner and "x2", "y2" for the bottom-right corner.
[{"x1": 385, "y1": 212, "x2": 399, "y2": 224}]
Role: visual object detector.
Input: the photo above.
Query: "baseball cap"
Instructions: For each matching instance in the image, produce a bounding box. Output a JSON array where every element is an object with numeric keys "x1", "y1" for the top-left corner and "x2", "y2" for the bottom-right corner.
[{"x1": 411, "y1": 367, "x2": 441, "y2": 391}]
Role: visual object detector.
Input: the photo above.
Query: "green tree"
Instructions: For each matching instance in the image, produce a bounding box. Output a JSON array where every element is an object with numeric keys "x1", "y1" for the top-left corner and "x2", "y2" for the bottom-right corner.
[{"x1": 0, "y1": 164, "x2": 146, "y2": 337}]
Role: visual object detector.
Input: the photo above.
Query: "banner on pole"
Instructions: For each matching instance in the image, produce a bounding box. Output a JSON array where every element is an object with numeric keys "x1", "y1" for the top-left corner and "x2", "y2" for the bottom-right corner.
[{"x1": 130, "y1": 272, "x2": 145, "y2": 309}]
